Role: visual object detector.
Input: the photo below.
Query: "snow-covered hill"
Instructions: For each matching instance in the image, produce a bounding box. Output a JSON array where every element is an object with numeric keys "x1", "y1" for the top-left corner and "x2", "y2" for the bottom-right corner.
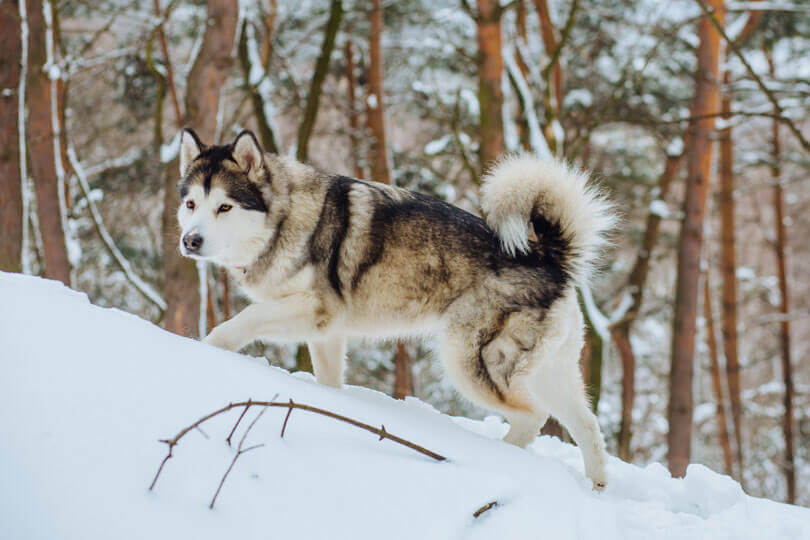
[{"x1": 1, "y1": 272, "x2": 808, "y2": 540}]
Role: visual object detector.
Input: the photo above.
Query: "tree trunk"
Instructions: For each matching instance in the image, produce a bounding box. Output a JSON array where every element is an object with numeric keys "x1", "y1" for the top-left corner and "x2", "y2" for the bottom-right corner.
[
  {"x1": 703, "y1": 272, "x2": 735, "y2": 476},
  {"x1": 366, "y1": 0, "x2": 413, "y2": 397},
  {"x1": 0, "y1": 1, "x2": 23, "y2": 273},
  {"x1": 343, "y1": 38, "x2": 365, "y2": 179},
  {"x1": 612, "y1": 151, "x2": 683, "y2": 462},
  {"x1": 161, "y1": 0, "x2": 238, "y2": 337},
  {"x1": 475, "y1": 0, "x2": 504, "y2": 171},
  {"x1": 767, "y1": 51, "x2": 795, "y2": 504},
  {"x1": 668, "y1": 0, "x2": 723, "y2": 478},
  {"x1": 237, "y1": 19, "x2": 278, "y2": 154},
  {"x1": 718, "y1": 69, "x2": 743, "y2": 479},
  {"x1": 532, "y1": 0, "x2": 563, "y2": 116},
  {"x1": 296, "y1": 0, "x2": 343, "y2": 163},
  {"x1": 26, "y1": 0, "x2": 70, "y2": 285},
  {"x1": 366, "y1": 0, "x2": 388, "y2": 184}
]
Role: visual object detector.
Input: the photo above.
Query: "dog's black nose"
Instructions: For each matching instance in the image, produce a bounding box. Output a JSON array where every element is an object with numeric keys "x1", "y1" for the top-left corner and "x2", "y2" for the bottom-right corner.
[{"x1": 183, "y1": 233, "x2": 203, "y2": 252}]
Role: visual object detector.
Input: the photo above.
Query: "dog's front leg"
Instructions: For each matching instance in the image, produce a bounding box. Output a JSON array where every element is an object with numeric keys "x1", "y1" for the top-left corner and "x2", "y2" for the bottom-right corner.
[{"x1": 203, "y1": 294, "x2": 326, "y2": 352}]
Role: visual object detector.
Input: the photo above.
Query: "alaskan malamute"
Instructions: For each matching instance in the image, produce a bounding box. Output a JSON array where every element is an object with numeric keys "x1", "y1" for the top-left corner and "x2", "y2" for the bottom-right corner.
[{"x1": 177, "y1": 128, "x2": 615, "y2": 489}]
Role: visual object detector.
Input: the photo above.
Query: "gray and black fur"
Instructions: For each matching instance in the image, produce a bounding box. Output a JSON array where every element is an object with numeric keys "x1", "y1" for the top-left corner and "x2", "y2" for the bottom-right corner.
[{"x1": 177, "y1": 128, "x2": 615, "y2": 489}]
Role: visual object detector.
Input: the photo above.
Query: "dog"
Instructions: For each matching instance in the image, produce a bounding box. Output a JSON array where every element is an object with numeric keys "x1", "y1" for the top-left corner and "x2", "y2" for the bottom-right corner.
[{"x1": 176, "y1": 128, "x2": 615, "y2": 489}]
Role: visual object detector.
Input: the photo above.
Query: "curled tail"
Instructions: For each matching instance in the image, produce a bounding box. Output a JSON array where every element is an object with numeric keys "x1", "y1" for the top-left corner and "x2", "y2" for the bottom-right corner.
[{"x1": 480, "y1": 155, "x2": 615, "y2": 286}]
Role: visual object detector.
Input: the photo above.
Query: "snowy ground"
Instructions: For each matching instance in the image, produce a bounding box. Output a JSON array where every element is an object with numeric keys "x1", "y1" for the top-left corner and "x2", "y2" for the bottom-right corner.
[{"x1": 2, "y1": 272, "x2": 809, "y2": 540}]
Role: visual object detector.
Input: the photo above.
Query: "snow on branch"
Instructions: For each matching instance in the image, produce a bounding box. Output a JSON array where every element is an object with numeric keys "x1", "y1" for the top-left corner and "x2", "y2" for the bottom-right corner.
[
  {"x1": 503, "y1": 46, "x2": 553, "y2": 160},
  {"x1": 149, "y1": 397, "x2": 448, "y2": 508},
  {"x1": 67, "y1": 146, "x2": 167, "y2": 311}
]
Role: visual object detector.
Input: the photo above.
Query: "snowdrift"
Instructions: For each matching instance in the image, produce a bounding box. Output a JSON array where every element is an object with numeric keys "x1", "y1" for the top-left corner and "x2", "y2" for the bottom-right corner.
[{"x1": 1, "y1": 272, "x2": 808, "y2": 540}]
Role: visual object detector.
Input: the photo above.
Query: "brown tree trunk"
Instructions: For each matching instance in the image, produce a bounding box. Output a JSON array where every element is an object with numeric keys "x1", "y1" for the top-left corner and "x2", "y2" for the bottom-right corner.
[
  {"x1": 366, "y1": 0, "x2": 413, "y2": 397},
  {"x1": 366, "y1": 0, "x2": 389, "y2": 184},
  {"x1": 0, "y1": 1, "x2": 23, "y2": 273},
  {"x1": 161, "y1": 0, "x2": 238, "y2": 337},
  {"x1": 475, "y1": 0, "x2": 505, "y2": 171},
  {"x1": 296, "y1": 0, "x2": 343, "y2": 163},
  {"x1": 668, "y1": 0, "x2": 723, "y2": 478},
  {"x1": 220, "y1": 267, "x2": 232, "y2": 321},
  {"x1": 767, "y1": 51, "x2": 795, "y2": 505},
  {"x1": 343, "y1": 38, "x2": 364, "y2": 179},
  {"x1": 703, "y1": 272, "x2": 735, "y2": 476},
  {"x1": 612, "y1": 152, "x2": 683, "y2": 462},
  {"x1": 532, "y1": 0, "x2": 563, "y2": 116},
  {"x1": 26, "y1": 0, "x2": 70, "y2": 285},
  {"x1": 718, "y1": 69, "x2": 743, "y2": 479},
  {"x1": 513, "y1": 0, "x2": 531, "y2": 151}
]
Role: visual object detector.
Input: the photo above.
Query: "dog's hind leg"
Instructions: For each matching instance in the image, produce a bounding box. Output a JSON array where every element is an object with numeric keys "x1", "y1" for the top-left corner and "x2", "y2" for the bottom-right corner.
[
  {"x1": 308, "y1": 336, "x2": 346, "y2": 388},
  {"x1": 530, "y1": 312, "x2": 608, "y2": 490},
  {"x1": 503, "y1": 409, "x2": 549, "y2": 448}
]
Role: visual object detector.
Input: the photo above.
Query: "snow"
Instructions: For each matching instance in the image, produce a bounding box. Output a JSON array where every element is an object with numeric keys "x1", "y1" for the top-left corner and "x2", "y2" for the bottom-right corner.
[
  {"x1": 2, "y1": 272, "x2": 809, "y2": 540},
  {"x1": 649, "y1": 199, "x2": 670, "y2": 218},
  {"x1": 161, "y1": 130, "x2": 182, "y2": 163}
]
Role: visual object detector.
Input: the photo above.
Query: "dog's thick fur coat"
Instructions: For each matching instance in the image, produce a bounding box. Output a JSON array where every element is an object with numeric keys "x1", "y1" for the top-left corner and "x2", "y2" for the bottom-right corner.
[{"x1": 176, "y1": 129, "x2": 615, "y2": 489}]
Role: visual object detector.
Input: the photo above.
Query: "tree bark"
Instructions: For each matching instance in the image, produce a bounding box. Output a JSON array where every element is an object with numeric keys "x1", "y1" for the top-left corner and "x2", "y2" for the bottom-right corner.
[
  {"x1": 237, "y1": 19, "x2": 278, "y2": 154},
  {"x1": 668, "y1": 0, "x2": 723, "y2": 478},
  {"x1": 343, "y1": 38, "x2": 365, "y2": 179},
  {"x1": 161, "y1": 0, "x2": 238, "y2": 337},
  {"x1": 26, "y1": 0, "x2": 70, "y2": 285},
  {"x1": 767, "y1": 51, "x2": 795, "y2": 505},
  {"x1": 703, "y1": 272, "x2": 735, "y2": 476},
  {"x1": 475, "y1": 0, "x2": 505, "y2": 172},
  {"x1": 718, "y1": 68, "x2": 743, "y2": 479},
  {"x1": 612, "y1": 152, "x2": 683, "y2": 462},
  {"x1": 366, "y1": 0, "x2": 413, "y2": 397},
  {"x1": 296, "y1": 0, "x2": 343, "y2": 163},
  {"x1": 532, "y1": 0, "x2": 562, "y2": 116},
  {"x1": 0, "y1": 0, "x2": 23, "y2": 273},
  {"x1": 366, "y1": 0, "x2": 389, "y2": 184}
]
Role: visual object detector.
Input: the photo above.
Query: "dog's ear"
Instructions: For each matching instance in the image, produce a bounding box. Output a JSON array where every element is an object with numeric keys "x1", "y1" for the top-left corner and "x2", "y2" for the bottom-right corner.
[
  {"x1": 179, "y1": 128, "x2": 204, "y2": 177},
  {"x1": 232, "y1": 130, "x2": 265, "y2": 174}
]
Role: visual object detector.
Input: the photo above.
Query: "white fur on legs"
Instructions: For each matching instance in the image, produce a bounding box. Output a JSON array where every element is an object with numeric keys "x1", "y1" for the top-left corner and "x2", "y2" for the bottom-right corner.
[
  {"x1": 545, "y1": 387, "x2": 608, "y2": 490},
  {"x1": 308, "y1": 336, "x2": 346, "y2": 388},
  {"x1": 503, "y1": 409, "x2": 549, "y2": 448}
]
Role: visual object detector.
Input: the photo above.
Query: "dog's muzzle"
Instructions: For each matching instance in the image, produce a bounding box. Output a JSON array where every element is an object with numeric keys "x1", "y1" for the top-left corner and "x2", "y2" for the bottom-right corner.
[{"x1": 182, "y1": 232, "x2": 203, "y2": 253}]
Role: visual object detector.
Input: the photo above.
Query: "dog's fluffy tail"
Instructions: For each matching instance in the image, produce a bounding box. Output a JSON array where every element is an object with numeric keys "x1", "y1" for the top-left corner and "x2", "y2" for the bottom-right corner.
[{"x1": 480, "y1": 155, "x2": 615, "y2": 286}]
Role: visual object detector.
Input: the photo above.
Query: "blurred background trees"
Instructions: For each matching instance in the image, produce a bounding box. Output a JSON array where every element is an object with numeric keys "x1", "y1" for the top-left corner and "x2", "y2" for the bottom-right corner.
[{"x1": 1, "y1": 0, "x2": 808, "y2": 506}]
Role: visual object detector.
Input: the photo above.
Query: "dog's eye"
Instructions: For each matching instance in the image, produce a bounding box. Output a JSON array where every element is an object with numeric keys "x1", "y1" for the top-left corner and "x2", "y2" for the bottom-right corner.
[
  {"x1": 186, "y1": 200, "x2": 195, "y2": 210},
  {"x1": 218, "y1": 204, "x2": 233, "y2": 214}
]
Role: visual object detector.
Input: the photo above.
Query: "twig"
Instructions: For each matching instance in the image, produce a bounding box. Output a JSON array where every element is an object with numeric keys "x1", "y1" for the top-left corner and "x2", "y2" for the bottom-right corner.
[
  {"x1": 473, "y1": 501, "x2": 498, "y2": 518},
  {"x1": 225, "y1": 400, "x2": 251, "y2": 447},
  {"x1": 210, "y1": 408, "x2": 268, "y2": 509},
  {"x1": 692, "y1": 0, "x2": 810, "y2": 152},
  {"x1": 149, "y1": 398, "x2": 447, "y2": 493},
  {"x1": 280, "y1": 398, "x2": 295, "y2": 438}
]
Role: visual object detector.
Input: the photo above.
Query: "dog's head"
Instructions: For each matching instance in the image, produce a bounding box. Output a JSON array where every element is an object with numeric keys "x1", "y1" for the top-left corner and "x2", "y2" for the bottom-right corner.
[{"x1": 176, "y1": 128, "x2": 271, "y2": 268}]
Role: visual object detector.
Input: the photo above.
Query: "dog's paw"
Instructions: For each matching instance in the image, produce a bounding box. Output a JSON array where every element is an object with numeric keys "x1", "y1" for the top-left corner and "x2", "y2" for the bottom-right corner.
[
  {"x1": 592, "y1": 479, "x2": 607, "y2": 492},
  {"x1": 202, "y1": 330, "x2": 238, "y2": 352}
]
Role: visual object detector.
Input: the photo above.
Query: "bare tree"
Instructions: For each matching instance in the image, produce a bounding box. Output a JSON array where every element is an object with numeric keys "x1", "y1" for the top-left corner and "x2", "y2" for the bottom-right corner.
[
  {"x1": 366, "y1": 0, "x2": 413, "y2": 398},
  {"x1": 717, "y1": 70, "x2": 743, "y2": 478},
  {"x1": 612, "y1": 152, "x2": 683, "y2": 461},
  {"x1": 667, "y1": 0, "x2": 723, "y2": 478},
  {"x1": 343, "y1": 38, "x2": 365, "y2": 179},
  {"x1": 461, "y1": 0, "x2": 507, "y2": 172},
  {"x1": 161, "y1": 0, "x2": 239, "y2": 337},
  {"x1": 296, "y1": 0, "x2": 343, "y2": 162},
  {"x1": 0, "y1": 1, "x2": 23, "y2": 273},
  {"x1": 26, "y1": 0, "x2": 70, "y2": 285},
  {"x1": 717, "y1": 1, "x2": 762, "y2": 481},
  {"x1": 703, "y1": 271, "x2": 734, "y2": 476},
  {"x1": 766, "y1": 49, "x2": 796, "y2": 505}
]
